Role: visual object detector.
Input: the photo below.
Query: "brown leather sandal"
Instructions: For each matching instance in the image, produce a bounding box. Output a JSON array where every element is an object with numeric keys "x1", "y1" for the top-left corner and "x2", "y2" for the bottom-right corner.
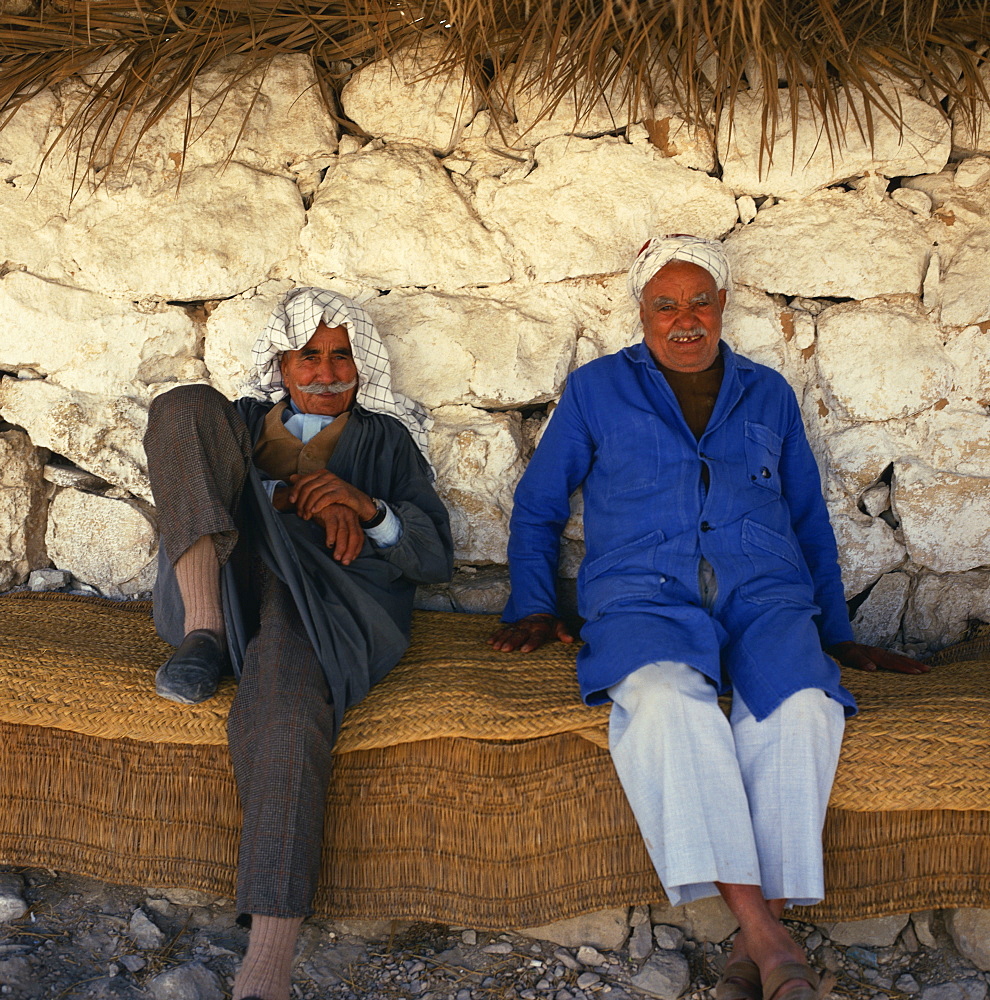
[
  {"x1": 715, "y1": 959, "x2": 763, "y2": 1000},
  {"x1": 762, "y1": 962, "x2": 836, "y2": 1000}
]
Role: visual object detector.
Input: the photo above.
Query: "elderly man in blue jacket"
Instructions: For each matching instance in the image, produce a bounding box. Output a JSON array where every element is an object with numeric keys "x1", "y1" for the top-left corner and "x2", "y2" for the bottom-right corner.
[{"x1": 490, "y1": 236, "x2": 924, "y2": 1000}]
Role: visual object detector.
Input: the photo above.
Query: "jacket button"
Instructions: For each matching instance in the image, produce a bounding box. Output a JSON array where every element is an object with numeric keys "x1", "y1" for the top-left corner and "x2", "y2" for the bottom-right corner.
[
  {"x1": 700, "y1": 521, "x2": 712, "y2": 532},
  {"x1": 761, "y1": 466, "x2": 771, "y2": 478}
]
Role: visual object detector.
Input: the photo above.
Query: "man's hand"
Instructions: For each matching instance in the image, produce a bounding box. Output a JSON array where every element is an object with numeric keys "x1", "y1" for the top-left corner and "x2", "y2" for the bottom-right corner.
[
  {"x1": 288, "y1": 471, "x2": 377, "y2": 523},
  {"x1": 826, "y1": 640, "x2": 930, "y2": 675},
  {"x1": 488, "y1": 614, "x2": 575, "y2": 653},
  {"x1": 310, "y1": 502, "x2": 365, "y2": 565}
]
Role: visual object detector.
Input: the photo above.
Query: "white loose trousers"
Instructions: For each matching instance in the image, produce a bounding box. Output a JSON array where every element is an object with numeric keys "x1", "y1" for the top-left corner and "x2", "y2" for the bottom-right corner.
[{"x1": 608, "y1": 660, "x2": 845, "y2": 908}]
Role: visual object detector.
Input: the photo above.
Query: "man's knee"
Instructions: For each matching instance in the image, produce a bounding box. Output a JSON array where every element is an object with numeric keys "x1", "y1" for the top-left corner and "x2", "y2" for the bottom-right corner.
[
  {"x1": 148, "y1": 383, "x2": 230, "y2": 426},
  {"x1": 611, "y1": 660, "x2": 714, "y2": 716}
]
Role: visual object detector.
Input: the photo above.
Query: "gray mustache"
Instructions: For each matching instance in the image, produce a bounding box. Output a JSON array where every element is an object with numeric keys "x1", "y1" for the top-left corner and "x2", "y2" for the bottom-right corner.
[
  {"x1": 296, "y1": 378, "x2": 358, "y2": 395},
  {"x1": 667, "y1": 328, "x2": 707, "y2": 340}
]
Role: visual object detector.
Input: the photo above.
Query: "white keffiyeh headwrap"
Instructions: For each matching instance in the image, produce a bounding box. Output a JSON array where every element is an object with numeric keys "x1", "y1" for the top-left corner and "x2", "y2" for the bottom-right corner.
[
  {"x1": 627, "y1": 235, "x2": 731, "y2": 302},
  {"x1": 246, "y1": 287, "x2": 433, "y2": 471}
]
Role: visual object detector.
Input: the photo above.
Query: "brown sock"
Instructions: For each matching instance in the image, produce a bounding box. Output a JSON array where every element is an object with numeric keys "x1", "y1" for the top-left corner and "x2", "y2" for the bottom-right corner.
[
  {"x1": 173, "y1": 535, "x2": 225, "y2": 637},
  {"x1": 233, "y1": 915, "x2": 304, "y2": 1000}
]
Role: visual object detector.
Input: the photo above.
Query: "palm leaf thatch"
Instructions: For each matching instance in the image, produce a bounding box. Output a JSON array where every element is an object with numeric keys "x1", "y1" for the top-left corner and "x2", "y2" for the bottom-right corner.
[{"x1": 0, "y1": 0, "x2": 988, "y2": 173}]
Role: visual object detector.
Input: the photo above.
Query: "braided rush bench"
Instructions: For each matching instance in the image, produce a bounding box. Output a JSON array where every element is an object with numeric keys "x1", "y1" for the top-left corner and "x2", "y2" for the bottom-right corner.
[{"x1": 1, "y1": 591, "x2": 988, "y2": 927}]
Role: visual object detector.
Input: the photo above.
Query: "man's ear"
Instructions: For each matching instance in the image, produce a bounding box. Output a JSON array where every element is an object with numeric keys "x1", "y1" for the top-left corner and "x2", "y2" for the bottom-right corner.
[
  {"x1": 639, "y1": 298, "x2": 647, "y2": 324},
  {"x1": 718, "y1": 288, "x2": 727, "y2": 310}
]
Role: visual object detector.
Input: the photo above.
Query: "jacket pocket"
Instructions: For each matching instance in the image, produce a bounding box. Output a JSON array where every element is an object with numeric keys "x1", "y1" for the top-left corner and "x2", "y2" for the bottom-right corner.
[
  {"x1": 579, "y1": 530, "x2": 667, "y2": 616},
  {"x1": 744, "y1": 421, "x2": 783, "y2": 496}
]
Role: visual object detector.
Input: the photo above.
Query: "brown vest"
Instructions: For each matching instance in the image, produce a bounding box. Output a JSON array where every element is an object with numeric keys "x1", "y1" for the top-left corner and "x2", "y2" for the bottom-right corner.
[{"x1": 252, "y1": 401, "x2": 351, "y2": 481}]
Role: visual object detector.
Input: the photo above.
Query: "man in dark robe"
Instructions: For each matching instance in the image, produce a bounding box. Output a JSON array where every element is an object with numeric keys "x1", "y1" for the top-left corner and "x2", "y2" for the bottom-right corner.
[{"x1": 144, "y1": 288, "x2": 453, "y2": 1000}]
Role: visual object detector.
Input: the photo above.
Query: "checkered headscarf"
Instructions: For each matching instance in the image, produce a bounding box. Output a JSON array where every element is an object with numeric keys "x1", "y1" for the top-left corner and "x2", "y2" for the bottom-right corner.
[
  {"x1": 627, "y1": 235, "x2": 731, "y2": 301},
  {"x1": 247, "y1": 287, "x2": 433, "y2": 468}
]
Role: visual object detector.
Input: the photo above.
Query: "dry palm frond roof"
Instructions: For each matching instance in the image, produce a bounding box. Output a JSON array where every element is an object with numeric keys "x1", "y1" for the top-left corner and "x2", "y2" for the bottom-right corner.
[{"x1": 0, "y1": 0, "x2": 988, "y2": 170}]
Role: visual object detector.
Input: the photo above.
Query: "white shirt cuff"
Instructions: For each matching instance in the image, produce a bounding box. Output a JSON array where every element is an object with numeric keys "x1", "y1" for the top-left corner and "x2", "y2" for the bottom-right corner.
[{"x1": 365, "y1": 502, "x2": 402, "y2": 547}]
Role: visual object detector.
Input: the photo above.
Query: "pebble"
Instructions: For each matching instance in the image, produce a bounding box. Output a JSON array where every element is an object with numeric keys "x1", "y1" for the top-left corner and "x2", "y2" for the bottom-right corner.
[
  {"x1": 628, "y1": 921, "x2": 653, "y2": 962},
  {"x1": 462, "y1": 930, "x2": 477, "y2": 946},
  {"x1": 805, "y1": 931, "x2": 823, "y2": 951},
  {"x1": 0, "y1": 875, "x2": 27, "y2": 924},
  {"x1": 577, "y1": 973, "x2": 601, "y2": 989},
  {"x1": 128, "y1": 907, "x2": 166, "y2": 949},
  {"x1": 652, "y1": 925, "x2": 685, "y2": 952},
  {"x1": 483, "y1": 941, "x2": 513, "y2": 955},
  {"x1": 148, "y1": 960, "x2": 223, "y2": 1000},
  {"x1": 555, "y1": 949, "x2": 582, "y2": 971},
  {"x1": 898, "y1": 975, "x2": 922, "y2": 993},
  {"x1": 577, "y1": 947, "x2": 606, "y2": 967},
  {"x1": 556, "y1": 991, "x2": 573, "y2": 1000},
  {"x1": 630, "y1": 949, "x2": 690, "y2": 1000},
  {"x1": 537, "y1": 979, "x2": 552, "y2": 989},
  {"x1": 846, "y1": 946, "x2": 879, "y2": 969}
]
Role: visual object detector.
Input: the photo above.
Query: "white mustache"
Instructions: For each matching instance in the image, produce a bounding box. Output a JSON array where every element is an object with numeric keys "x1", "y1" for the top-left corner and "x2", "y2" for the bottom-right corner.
[{"x1": 296, "y1": 378, "x2": 358, "y2": 395}]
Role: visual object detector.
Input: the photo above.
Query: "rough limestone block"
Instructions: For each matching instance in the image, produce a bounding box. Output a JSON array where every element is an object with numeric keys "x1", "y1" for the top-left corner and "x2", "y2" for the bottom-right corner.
[
  {"x1": 823, "y1": 914, "x2": 909, "y2": 948},
  {"x1": 851, "y1": 572, "x2": 912, "y2": 647},
  {"x1": 204, "y1": 285, "x2": 294, "y2": 400},
  {"x1": 720, "y1": 88, "x2": 949, "y2": 199},
  {"x1": 517, "y1": 909, "x2": 631, "y2": 951},
  {"x1": 903, "y1": 570, "x2": 990, "y2": 650},
  {"x1": 0, "y1": 429, "x2": 48, "y2": 591},
  {"x1": 940, "y1": 234, "x2": 990, "y2": 328},
  {"x1": 631, "y1": 951, "x2": 690, "y2": 1000},
  {"x1": 429, "y1": 406, "x2": 525, "y2": 563},
  {"x1": 909, "y1": 408, "x2": 990, "y2": 480},
  {"x1": 628, "y1": 106, "x2": 717, "y2": 173},
  {"x1": 302, "y1": 144, "x2": 512, "y2": 290},
  {"x1": 815, "y1": 298, "x2": 954, "y2": 421},
  {"x1": 474, "y1": 136, "x2": 737, "y2": 283},
  {"x1": 366, "y1": 286, "x2": 575, "y2": 408},
  {"x1": 823, "y1": 423, "x2": 901, "y2": 499},
  {"x1": 893, "y1": 459, "x2": 990, "y2": 573},
  {"x1": 726, "y1": 191, "x2": 933, "y2": 299},
  {"x1": 946, "y1": 909, "x2": 990, "y2": 971},
  {"x1": 52, "y1": 163, "x2": 305, "y2": 301},
  {"x1": 943, "y1": 326, "x2": 990, "y2": 408},
  {"x1": 340, "y1": 43, "x2": 479, "y2": 154},
  {"x1": 829, "y1": 510, "x2": 906, "y2": 599},
  {"x1": 0, "y1": 378, "x2": 152, "y2": 501},
  {"x1": 60, "y1": 53, "x2": 337, "y2": 183},
  {"x1": 0, "y1": 271, "x2": 198, "y2": 395},
  {"x1": 46, "y1": 489, "x2": 157, "y2": 597}
]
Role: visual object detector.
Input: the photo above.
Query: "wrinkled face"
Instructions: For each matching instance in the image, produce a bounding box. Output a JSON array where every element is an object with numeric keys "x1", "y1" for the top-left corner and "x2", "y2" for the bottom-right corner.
[
  {"x1": 279, "y1": 323, "x2": 359, "y2": 416},
  {"x1": 639, "y1": 259, "x2": 727, "y2": 373}
]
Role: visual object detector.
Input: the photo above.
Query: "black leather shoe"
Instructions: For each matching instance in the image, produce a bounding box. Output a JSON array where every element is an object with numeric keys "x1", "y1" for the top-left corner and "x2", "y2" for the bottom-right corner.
[{"x1": 155, "y1": 629, "x2": 227, "y2": 705}]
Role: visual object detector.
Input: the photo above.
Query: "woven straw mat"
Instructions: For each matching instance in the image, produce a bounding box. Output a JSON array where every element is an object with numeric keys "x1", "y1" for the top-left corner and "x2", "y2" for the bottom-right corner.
[{"x1": 1, "y1": 592, "x2": 988, "y2": 812}]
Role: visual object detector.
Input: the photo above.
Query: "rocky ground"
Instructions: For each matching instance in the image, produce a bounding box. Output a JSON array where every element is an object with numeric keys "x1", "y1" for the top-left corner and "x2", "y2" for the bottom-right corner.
[{"x1": 0, "y1": 867, "x2": 987, "y2": 1000}]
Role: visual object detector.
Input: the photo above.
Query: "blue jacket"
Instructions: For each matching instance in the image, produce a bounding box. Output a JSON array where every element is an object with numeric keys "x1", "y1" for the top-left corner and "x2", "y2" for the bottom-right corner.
[{"x1": 503, "y1": 341, "x2": 856, "y2": 721}]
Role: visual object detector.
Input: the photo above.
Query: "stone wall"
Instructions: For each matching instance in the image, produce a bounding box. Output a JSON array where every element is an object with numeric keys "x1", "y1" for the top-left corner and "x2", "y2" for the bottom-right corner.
[{"x1": 1, "y1": 49, "x2": 988, "y2": 653}]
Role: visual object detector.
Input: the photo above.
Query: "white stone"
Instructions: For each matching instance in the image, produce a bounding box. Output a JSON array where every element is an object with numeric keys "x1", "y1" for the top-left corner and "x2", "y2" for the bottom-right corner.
[
  {"x1": 903, "y1": 570, "x2": 990, "y2": 650},
  {"x1": 203, "y1": 285, "x2": 293, "y2": 400},
  {"x1": 128, "y1": 907, "x2": 166, "y2": 949},
  {"x1": 823, "y1": 914, "x2": 909, "y2": 948},
  {"x1": 954, "y1": 156, "x2": 990, "y2": 189},
  {"x1": 859, "y1": 483, "x2": 891, "y2": 518},
  {"x1": 946, "y1": 909, "x2": 990, "y2": 971},
  {"x1": 302, "y1": 144, "x2": 512, "y2": 290},
  {"x1": 893, "y1": 459, "x2": 990, "y2": 573},
  {"x1": 447, "y1": 566, "x2": 511, "y2": 614},
  {"x1": 824, "y1": 422, "x2": 900, "y2": 499},
  {"x1": 475, "y1": 136, "x2": 737, "y2": 283},
  {"x1": 0, "y1": 429, "x2": 48, "y2": 591},
  {"x1": 340, "y1": 43, "x2": 479, "y2": 154},
  {"x1": 517, "y1": 909, "x2": 631, "y2": 951},
  {"x1": 830, "y1": 510, "x2": 906, "y2": 598},
  {"x1": 43, "y1": 463, "x2": 109, "y2": 491},
  {"x1": 62, "y1": 53, "x2": 337, "y2": 183},
  {"x1": 726, "y1": 191, "x2": 933, "y2": 299},
  {"x1": 940, "y1": 234, "x2": 990, "y2": 328},
  {"x1": 632, "y1": 105, "x2": 717, "y2": 173},
  {"x1": 892, "y1": 188, "x2": 933, "y2": 216},
  {"x1": 815, "y1": 298, "x2": 954, "y2": 420},
  {"x1": 429, "y1": 406, "x2": 525, "y2": 563},
  {"x1": 653, "y1": 925, "x2": 685, "y2": 951},
  {"x1": 851, "y1": 572, "x2": 912, "y2": 647},
  {"x1": 942, "y1": 326, "x2": 990, "y2": 408},
  {"x1": 737, "y1": 196, "x2": 758, "y2": 224},
  {"x1": 367, "y1": 286, "x2": 575, "y2": 409},
  {"x1": 46, "y1": 489, "x2": 157, "y2": 597},
  {"x1": 719, "y1": 87, "x2": 949, "y2": 199},
  {"x1": 50, "y1": 163, "x2": 304, "y2": 300},
  {"x1": 0, "y1": 271, "x2": 199, "y2": 395},
  {"x1": 0, "y1": 874, "x2": 28, "y2": 923},
  {"x1": 908, "y1": 407, "x2": 990, "y2": 480},
  {"x1": 0, "y1": 379, "x2": 152, "y2": 501}
]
